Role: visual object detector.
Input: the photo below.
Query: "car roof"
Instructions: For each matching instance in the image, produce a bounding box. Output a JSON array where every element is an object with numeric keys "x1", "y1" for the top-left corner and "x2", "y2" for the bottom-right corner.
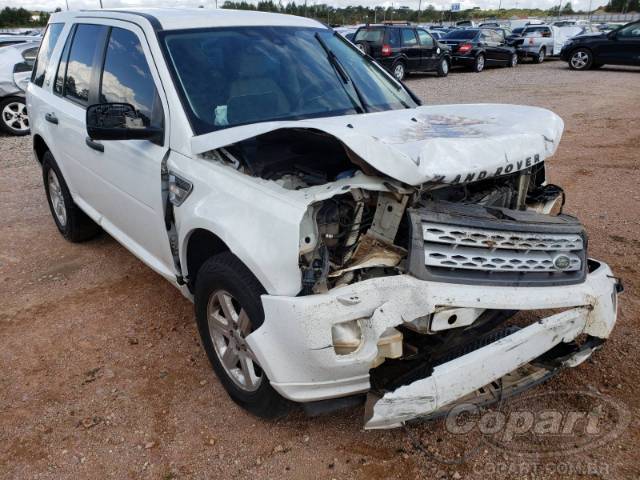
[{"x1": 50, "y1": 7, "x2": 323, "y2": 31}]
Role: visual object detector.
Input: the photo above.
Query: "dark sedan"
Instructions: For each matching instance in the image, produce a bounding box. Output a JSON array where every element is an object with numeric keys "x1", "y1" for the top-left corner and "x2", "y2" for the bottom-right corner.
[
  {"x1": 440, "y1": 28, "x2": 518, "y2": 72},
  {"x1": 560, "y1": 20, "x2": 640, "y2": 70}
]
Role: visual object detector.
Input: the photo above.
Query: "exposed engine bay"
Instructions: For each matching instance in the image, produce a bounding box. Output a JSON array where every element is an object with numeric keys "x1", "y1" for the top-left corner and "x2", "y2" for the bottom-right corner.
[{"x1": 203, "y1": 127, "x2": 574, "y2": 296}]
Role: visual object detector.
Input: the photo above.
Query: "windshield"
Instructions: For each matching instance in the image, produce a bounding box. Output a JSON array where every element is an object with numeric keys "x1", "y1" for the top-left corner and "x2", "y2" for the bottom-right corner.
[
  {"x1": 443, "y1": 29, "x2": 478, "y2": 40},
  {"x1": 162, "y1": 26, "x2": 416, "y2": 135}
]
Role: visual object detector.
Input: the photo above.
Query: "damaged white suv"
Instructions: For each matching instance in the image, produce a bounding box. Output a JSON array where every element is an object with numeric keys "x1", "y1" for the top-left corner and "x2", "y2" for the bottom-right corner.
[{"x1": 28, "y1": 9, "x2": 621, "y2": 429}]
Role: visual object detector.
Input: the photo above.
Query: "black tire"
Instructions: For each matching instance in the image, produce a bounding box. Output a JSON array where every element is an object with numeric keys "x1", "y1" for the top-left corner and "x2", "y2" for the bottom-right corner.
[
  {"x1": 536, "y1": 47, "x2": 546, "y2": 64},
  {"x1": 0, "y1": 97, "x2": 30, "y2": 136},
  {"x1": 569, "y1": 48, "x2": 593, "y2": 70},
  {"x1": 42, "y1": 152, "x2": 101, "y2": 242},
  {"x1": 392, "y1": 61, "x2": 406, "y2": 81},
  {"x1": 436, "y1": 57, "x2": 450, "y2": 77},
  {"x1": 473, "y1": 53, "x2": 485, "y2": 73},
  {"x1": 194, "y1": 252, "x2": 290, "y2": 419},
  {"x1": 507, "y1": 52, "x2": 518, "y2": 68}
]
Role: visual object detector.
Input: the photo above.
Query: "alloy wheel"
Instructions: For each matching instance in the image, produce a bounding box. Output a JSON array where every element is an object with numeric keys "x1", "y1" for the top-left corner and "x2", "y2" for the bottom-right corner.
[
  {"x1": 476, "y1": 55, "x2": 485, "y2": 72},
  {"x1": 571, "y1": 51, "x2": 589, "y2": 69},
  {"x1": 2, "y1": 101, "x2": 29, "y2": 133},
  {"x1": 207, "y1": 290, "x2": 262, "y2": 392},
  {"x1": 394, "y1": 63, "x2": 405, "y2": 81},
  {"x1": 441, "y1": 59, "x2": 449, "y2": 75},
  {"x1": 47, "y1": 169, "x2": 67, "y2": 227}
]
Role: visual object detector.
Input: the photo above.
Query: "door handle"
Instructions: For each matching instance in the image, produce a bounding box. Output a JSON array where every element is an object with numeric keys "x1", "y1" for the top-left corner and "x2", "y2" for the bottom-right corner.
[
  {"x1": 85, "y1": 137, "x2": 104, "y2": 152},
  {"x1": 44, "y1": 112, "x2": 58, "y2": 125}
]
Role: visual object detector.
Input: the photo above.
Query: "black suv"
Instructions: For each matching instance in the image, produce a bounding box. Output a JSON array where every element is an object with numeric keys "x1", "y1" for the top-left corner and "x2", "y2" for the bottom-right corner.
[
  {"x1": 353, "y1": 24, "x2": 451, "y2": 81},
  {"x1": 560, "y1": 20, "x2": 640, "y2": 70}
]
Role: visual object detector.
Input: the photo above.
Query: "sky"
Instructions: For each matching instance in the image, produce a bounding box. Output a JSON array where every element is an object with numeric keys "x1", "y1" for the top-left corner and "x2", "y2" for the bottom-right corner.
[{"x1": 2, "y1": 0, "x2": 610, "y2": 12}]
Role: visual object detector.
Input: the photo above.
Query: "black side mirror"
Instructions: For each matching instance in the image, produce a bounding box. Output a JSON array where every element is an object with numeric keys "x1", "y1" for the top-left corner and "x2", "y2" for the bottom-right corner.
[{"x1": 86, "y1": 103, "x2": 163, "y2": 142}]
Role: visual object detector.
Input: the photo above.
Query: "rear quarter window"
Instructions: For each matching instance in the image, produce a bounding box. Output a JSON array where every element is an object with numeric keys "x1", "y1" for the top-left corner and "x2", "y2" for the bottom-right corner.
[{"x1": 354, "y1": 28, "x2": 384, "y2": 44}]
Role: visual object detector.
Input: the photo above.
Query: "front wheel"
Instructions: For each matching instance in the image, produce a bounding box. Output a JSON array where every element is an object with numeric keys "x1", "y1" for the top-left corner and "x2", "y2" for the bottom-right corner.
[
  {"x1": 436, "y1": 58, "x2": 449, "y2": 77},
  {"x1": 0, "y1": 97, "x2": 29, "y2": 136},
  {"x1": 569, "y1": 48, "x2": 593, "y2": 70},
  {"x1": 507, "y1": 53, "x2": 518, "y2": 68},
  {"x1": 194, "y1": 252, "x2": 290, "y2": 419},
  {"x1": 536, "y1": 48, "x2": 545, "y2": 63},
  {"x1": 473, "y1": 54, "x2": 485, "y2": 73},
  {"x1": 392, "y1": 61, "x2": 406, "y2": 81}
]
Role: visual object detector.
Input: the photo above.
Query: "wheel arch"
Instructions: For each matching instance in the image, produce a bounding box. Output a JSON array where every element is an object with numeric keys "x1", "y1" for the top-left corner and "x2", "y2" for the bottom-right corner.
[
  {"x1": 183, "y1": 228, "x2": 231, "y2": 290},
  {"x1": 33, "y1": 134, "x2": 50, "y2": 165}
]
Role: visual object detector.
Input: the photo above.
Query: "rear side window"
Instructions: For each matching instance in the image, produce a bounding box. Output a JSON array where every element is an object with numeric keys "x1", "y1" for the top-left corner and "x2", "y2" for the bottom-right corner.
[
  {"x1": 99, "y1": 27, "x2": 161, "y2": 128},
  {"x1": 401, "y1": 29, "x2": 418, "y2": 46},
  {"x1": 387, "y1": 28, "x2": 401, "y2": 47},
  {"x1": 61, "y1": 24, "x2": 108, "y2": 104},
  {"x1": 31, "y1": 23, "x2": 64, "y2": 87}
]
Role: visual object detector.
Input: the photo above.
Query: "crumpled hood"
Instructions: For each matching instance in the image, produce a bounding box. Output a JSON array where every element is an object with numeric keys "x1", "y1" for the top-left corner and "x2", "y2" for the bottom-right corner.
[{"x1": 191, "y1": 104, "x2": 564, "y2": 186}]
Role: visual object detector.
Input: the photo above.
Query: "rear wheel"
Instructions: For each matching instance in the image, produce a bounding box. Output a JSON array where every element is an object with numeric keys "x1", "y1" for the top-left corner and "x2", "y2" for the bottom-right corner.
[
  {"x1": 42, "y1": 152, "x2": 101, "y2": 242},
  {"x1": 436, "y1": 57, "x2": 449, "y2": 77},
  {"x1": 392, "y1": 61, "x2": 406, "y2": 81},
  {"x1": 0, "y1": 97, "x2": 29, "y2": 136},
  {"x1": 569, "y1": 48, "x2": 592, "y2": 70},
  {"x1": 508, "y1": 53, "x2": 518, "y2": 68},
  {"x1": 194, "y1": 252, "x2": 290, "y2": 419},
  {"x1": 473, "y1": 54, "x2": 485, "y2": 73},
  {"x1": 536, "y1": 48, "x2": 546, "y2": 63}
]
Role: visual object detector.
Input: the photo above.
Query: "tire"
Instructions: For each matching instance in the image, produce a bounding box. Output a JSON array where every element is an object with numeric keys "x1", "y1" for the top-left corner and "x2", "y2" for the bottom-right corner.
[
  {"x1": 569, "y1": 48, "x2": 593, "y2": 70},
  {"x1": 0, "y1": 97, "x2": 30, "y2": 136},
  {"x1": 507, "y1": 53, "x2": 518, "y2": 68},
  {"x1": 473, "y1": 54, "x2": 485, "y2": 73},
  {"x1": 392, "y1": 61, "x2": 406, "y2": 81},
  {"x1": 42, "y1": 152, "x2": 101, "y2": 242},
  {"x1": 436, "y1": 57, "x2": 449, "y2": 77},
  {"x1": 536, "y1": 48, "x2": 545, "y2": 64},
  {"x1": 194, "y1": 252, "x2": 290, "y2": 419}
]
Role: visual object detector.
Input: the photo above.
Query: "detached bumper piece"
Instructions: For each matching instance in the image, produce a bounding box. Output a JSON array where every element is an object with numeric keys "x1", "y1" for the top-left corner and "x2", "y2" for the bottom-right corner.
[{"x1": 364, "y1": 308, "x2": 600, "y2": 429}]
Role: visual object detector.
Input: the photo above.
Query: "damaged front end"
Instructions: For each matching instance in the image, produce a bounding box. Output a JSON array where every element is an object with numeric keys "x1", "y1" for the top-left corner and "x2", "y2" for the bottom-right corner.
[{"x1": 192, "y1": 104, "x2": 620, "y2": 429}]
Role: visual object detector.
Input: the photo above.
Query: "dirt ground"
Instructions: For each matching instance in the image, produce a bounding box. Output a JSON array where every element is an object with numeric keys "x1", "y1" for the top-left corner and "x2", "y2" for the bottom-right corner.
[{"x1": 1, "y1": 60, "x2": 639, "y2": 480}]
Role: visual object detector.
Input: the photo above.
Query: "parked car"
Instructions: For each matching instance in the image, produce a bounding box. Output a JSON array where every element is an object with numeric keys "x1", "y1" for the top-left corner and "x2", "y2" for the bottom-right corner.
[
  {"x1": 28, "y1": 8, "x2": 621, "y2": 430},
  {"x1": 353, "y1": 24, "x2": 451, "y2": 80},
  {"x1": 0, "y1": 34, "x2": 43, "y2": 48},
  {"x1": 596, "y1": 22, "x2": 625, "y2": 33},
  {"x1": 440, "y1": 28, "x2": 518, "y2": 72},
  {"x1": 0, "y1": 41, "x2": 40, "y2": 135},
  {"x1": 512, "y1": 24, "x2": 584, "y2": 63},
  {"x1": 560, "y1": 20, "x2": 640, "y2": 70}
]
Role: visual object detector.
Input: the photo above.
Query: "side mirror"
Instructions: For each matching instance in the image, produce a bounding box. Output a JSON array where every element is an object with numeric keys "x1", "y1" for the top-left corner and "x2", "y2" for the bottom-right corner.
[{"x1": 86, "y1": 103, "x2": 163, "y2": 142}]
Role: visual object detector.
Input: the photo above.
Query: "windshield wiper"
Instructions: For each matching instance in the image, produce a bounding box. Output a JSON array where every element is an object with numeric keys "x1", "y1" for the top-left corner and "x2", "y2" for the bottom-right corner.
[{"x1": 314, "y1": 32, "x2": 368, "y2": 114}]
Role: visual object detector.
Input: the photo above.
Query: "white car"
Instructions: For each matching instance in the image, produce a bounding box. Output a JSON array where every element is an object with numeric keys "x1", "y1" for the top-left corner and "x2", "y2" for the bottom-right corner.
[
  {"x1": 0, "y1": 41, "x2": 40, "y2": 135},
  {"x1": 28, "y1": 9, "x2": 621, "y2": 429}
]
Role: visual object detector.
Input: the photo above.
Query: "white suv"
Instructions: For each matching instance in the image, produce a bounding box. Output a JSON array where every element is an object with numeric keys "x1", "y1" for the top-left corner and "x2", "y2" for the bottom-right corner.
[{"x1": 28, "y1": 8, "x2": 621, "y2": 429}]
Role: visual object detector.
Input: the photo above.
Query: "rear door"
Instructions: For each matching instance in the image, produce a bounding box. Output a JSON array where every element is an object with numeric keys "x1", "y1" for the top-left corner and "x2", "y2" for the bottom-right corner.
[
  {"x1": 400, "y1": 28, "x2": 421, "y2": 70},
  {"x1": 416, "y1": 29, "x2": 437, "y2": 69}
]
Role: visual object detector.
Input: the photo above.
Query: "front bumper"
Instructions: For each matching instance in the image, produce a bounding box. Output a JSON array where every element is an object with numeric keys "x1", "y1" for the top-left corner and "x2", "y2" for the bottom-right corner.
[{"x1": 247, "y1": 260, "x2": 619, "y2": 426}]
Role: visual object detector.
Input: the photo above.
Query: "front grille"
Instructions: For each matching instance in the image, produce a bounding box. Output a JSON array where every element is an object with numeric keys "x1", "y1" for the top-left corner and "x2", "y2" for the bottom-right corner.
[
  {"x1": 423, "y1": 223, "x2": 583, "y2": 273},
  {"x1": 408, "y1": 202, "x2": 588, "y2": 286}
]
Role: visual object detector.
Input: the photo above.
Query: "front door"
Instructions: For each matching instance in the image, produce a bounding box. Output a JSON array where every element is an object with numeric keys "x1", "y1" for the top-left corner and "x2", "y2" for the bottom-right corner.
[{"x1": 612, "y1": 23, "x2": 640, "y2": 65}]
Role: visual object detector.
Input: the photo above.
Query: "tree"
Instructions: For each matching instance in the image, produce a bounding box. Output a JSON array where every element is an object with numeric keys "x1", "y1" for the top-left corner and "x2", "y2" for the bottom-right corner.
[{"x1": 561, "y1": 2, "x2": 574, "y2": 14}]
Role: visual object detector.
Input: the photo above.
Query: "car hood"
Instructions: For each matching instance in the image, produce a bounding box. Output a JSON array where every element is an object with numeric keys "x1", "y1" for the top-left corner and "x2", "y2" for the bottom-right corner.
[{"x1": 191, "y1": 104, "x2": 564, "y2": 186}]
